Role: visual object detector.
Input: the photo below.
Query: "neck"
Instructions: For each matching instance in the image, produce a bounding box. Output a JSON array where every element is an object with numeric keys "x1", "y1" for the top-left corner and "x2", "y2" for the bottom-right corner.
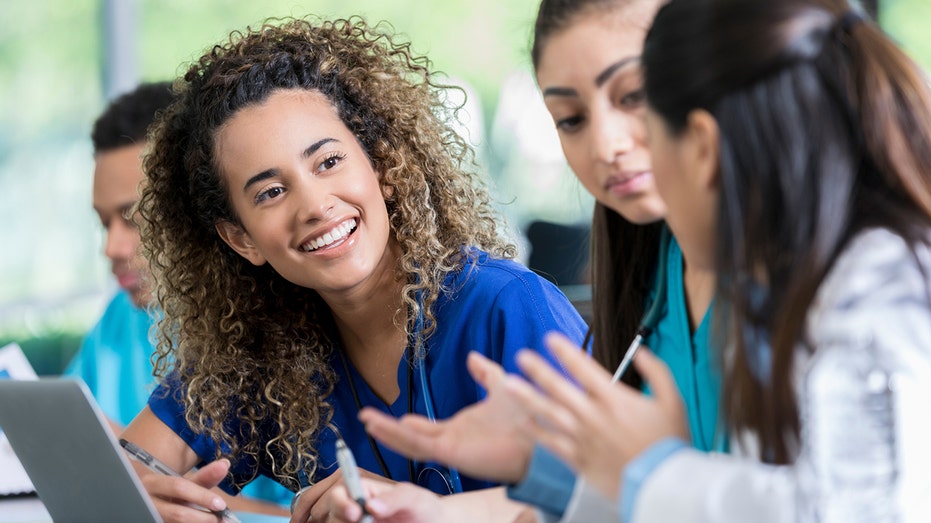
[
  {"x1": 326, "y1": 274, "x2": 409, "y2": 404},
  {"x1": 680, "y1": 247, "x2": 716, "y2": 333}
]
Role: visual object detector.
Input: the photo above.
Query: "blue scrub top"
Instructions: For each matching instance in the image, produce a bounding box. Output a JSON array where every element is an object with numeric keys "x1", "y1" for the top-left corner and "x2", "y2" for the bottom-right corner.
[{"x1": 148, "y1": 250, "x2": 590, "y2": 496}]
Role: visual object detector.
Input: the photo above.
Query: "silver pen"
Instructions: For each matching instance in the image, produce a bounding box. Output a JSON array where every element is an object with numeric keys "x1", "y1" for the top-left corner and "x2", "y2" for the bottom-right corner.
[
  {"x1": 611, "y1": 333, "x2": 645, "y2": 383},
  {"x1": 119, "y1": 438, "x2": 242, "y2": 523},
  {"x1": 335, "y1": 437, "x2": 374, "y2": 523}
]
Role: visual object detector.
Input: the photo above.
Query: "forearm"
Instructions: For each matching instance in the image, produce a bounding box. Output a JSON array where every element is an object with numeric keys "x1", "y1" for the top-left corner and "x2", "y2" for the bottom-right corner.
[{"x1": 121, "y1": 406, "x2": 203, "y2": 475}]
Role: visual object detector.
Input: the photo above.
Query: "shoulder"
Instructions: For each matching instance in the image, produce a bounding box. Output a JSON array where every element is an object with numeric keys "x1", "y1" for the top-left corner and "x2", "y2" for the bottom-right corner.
[
  {"x1": 98, "y1": 290, "x2": 150, "y2": 322},
  {"x1": 437, "y1": 249, "x2": 584, "y2": 329},
  {"x1": 815, "y1": 228, "x2": 930, "y2": 310},
  {"x1": 446, "y1": 248, "x2": 558, "y2": 298},
  {"x1": 808, "y1": 228, "x2": 931, "y2": 348}
]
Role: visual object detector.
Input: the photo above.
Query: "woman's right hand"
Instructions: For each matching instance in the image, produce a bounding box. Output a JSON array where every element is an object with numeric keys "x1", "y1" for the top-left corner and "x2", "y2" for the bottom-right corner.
[
  {"x1": 327, "y1": 477, "x2": 441, "y2": 523},
  {"x1": 122, "y1": 407, "x2": 237, "y2": 523},
  {"x1": 138, "y1": 458, "x2": 233, "y2": 523},
  {"x1": 358, "y1": 351, "x2": 536, "y2": 484},
  {"x1": 329, "y1": 481, "x2": 530, "y2": 523}
]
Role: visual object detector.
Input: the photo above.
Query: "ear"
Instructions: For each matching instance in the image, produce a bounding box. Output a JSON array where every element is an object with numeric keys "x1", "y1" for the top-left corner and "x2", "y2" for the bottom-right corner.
[
  {"x1": 380, "y1": 179, "x2": 395, "y2": 200},
  {"x1": 685, "y1": 109, "x2": 720, "y2": 190},
  {"x1": 215, "y1": 221, "x2": 267, "y2": 266}
]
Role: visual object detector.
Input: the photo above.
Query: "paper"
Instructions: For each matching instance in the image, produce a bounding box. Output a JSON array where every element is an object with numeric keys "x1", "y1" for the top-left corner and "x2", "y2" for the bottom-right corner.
[{"x1": 0, "y1": 343, "x2": 37, "y2": 497}]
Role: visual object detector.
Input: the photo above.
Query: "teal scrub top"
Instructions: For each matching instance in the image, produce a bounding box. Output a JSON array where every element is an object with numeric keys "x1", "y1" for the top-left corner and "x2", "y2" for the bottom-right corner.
[
  {"x1": 64, "y1": 290, "x2": 157, "y2": 427},
  {"x1": 645, "y1": 234, "x2": 726, "y2": 452}
]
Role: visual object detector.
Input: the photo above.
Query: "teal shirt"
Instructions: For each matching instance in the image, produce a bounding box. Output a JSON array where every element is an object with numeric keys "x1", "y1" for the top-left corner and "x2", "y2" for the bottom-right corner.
[
  {"x1": 64, "y1": 290, "x2": 294, "y2": 507},
  {"x1": 508, "y1": 232, "x2": 728, "y2": 516},
  {"x1": 64, "y1": 290, "x2": 157, "y2": 427},
  {"x1": 644, "y1": 234, "x2": 726, "y2": 452}
]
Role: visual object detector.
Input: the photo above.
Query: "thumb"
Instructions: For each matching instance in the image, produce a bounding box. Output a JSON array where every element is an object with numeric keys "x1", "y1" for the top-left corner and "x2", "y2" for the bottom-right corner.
[{"x1": 187, "y1": 458, "x2": 230, "y2": 489}]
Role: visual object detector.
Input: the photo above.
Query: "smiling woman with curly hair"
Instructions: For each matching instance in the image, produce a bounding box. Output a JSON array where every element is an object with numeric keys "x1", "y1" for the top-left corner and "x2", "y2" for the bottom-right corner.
[{"x1": 120, "y1": 15, "x2": 588, "y2": 523}]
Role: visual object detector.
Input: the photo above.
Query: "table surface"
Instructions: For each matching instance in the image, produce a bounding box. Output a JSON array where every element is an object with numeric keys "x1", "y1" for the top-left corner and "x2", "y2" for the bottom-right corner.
[{"x1": 0, "y1": 496, "x2": 290, "y2": 523}]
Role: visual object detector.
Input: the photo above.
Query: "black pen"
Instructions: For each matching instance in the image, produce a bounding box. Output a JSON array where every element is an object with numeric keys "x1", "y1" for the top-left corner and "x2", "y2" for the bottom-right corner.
[{"x1": 119, "y1": 438, "x2": 242, "y2": 523}]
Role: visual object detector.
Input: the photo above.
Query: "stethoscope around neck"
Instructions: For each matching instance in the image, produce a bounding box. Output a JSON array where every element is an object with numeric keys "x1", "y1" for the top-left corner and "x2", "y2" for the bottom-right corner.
[
  {"x1": 601, "y1": 225, "x2": 726, "y2": 452},
  {"x1": 593, "y1": 225, "x2": 671, "y2": 384},
  {"x1": 331, "y1": 295, "x2": 465, "y2": 495}
]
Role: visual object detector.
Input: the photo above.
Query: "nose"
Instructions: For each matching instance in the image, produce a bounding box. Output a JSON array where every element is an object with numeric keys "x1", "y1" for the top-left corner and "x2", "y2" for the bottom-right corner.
[
  {"x1": 294, "y1": 179, "x2": 335, "y2": 224},
  {"x1": 104, "y1": 219, "x2": 139, "y2": 264},
  {"x1": 590, "y1": 109, "x2": 635, "y2": 165}
]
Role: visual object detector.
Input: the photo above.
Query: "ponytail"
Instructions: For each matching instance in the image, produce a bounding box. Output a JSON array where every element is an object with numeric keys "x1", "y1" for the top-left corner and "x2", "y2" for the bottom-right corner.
[{"x1": 844, "y1": 13, "x2": 931, "y2": 218}]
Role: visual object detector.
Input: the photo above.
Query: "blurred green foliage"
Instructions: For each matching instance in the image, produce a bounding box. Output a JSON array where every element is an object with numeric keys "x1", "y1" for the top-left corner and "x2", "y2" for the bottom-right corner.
[
  {"x1": 881, "y1": 0, "x2": 931, "y2": 73},
  {"x1": 138, "y1": 0, "x2": 543, "y2": 132}
]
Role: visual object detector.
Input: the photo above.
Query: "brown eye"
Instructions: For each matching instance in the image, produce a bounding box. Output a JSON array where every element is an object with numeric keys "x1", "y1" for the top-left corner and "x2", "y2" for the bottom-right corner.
[
  {"x1": 556, "y1": 115, "x2": 585, "y2": 133},
  {"x1": 318, "y1": 152, "x2": 347, "y2": 172},
  {"x1": 620, "y1": 89, "x2": 646, "y2": 108}
]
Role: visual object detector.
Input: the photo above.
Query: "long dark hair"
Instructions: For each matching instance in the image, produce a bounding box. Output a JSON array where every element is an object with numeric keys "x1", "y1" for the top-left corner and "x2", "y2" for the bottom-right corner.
[
  {"x1": 533, "y1": 0, "x2": 661, "y2": 386},
  {"x1": 643, "y1": 0, "x2": 931, "y2": 463}
]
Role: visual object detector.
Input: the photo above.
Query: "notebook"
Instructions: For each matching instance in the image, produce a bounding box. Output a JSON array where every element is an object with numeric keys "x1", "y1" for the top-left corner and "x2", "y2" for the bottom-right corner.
[
  {"x1": 0, "y1": 378, "x2": 162, "y2": 523},
  {"x1": 0, "y1": 343, "x2": 37, "y2": 497}
]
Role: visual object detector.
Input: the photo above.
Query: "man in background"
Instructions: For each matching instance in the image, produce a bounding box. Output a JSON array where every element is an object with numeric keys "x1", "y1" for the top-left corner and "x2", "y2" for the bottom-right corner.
[
  {"x1": 63, "y1": 82, "x2": 291, "y2": 514},
  {"x1": 63, "y1": 81, "x2": 170, "y2": 428}
]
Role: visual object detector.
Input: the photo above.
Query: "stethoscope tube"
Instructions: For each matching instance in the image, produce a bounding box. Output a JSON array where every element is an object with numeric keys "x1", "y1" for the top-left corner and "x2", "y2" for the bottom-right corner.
[
  {"x1": 411, "y1": 289, "x2": 464, "y2": 494},
  {"x1": 417, "y1": 358, "x2": 464, "y2": 493}
]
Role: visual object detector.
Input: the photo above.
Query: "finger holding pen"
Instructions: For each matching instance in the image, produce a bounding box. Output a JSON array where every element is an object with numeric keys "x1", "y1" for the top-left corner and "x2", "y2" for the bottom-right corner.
[
  {"x1": 335, "y1": 438, "x2": 374, "y2": 523},
  {"x1": 144, "y1": 460, "x2": 236, "y2": 522},
  {"x1": 290, "y1": 467, "x2": 389, "y2": 523},
  {"x1": 120, "y1": 438, "x2": 237, "y2": 523},
  {"x1": 328, "y1": 478, "x2": 440, "y2": 523}
]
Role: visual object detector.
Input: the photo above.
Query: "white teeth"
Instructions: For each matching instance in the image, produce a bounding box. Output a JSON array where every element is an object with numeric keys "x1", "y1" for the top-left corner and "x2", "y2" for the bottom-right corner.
[{"x1": 302, "y1": 219, "x2": 356, "y2": 252}]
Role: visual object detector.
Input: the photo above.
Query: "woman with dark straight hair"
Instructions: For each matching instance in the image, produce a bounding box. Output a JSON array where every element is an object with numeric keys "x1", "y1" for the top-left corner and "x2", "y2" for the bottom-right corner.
[{"x1": 504, "y1": 0, "x2": 931, "y2": 521}]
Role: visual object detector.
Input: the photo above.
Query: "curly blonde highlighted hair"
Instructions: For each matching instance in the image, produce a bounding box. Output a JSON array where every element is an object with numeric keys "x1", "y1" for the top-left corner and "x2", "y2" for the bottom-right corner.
[{"x1": 138, "y1": 16, "x2": 514, "y2": 489}]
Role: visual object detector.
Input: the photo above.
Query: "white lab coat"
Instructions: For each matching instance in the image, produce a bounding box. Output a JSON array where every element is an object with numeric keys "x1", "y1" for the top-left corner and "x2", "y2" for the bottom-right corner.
[{"x1": 558, "y1": 228, "x2": 931, "y2": 523}]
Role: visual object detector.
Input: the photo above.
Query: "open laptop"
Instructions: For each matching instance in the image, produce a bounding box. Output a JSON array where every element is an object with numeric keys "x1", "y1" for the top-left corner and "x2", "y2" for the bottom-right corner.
[{"x1": 0, "y1": 378, "x2": 162, "y2": 523}]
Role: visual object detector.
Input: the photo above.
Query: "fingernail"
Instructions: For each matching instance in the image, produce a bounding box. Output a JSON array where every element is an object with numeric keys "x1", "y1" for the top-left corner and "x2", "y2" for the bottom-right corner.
[{"x1": 211, "y1": 497, "x2": 226, "y2": 510}]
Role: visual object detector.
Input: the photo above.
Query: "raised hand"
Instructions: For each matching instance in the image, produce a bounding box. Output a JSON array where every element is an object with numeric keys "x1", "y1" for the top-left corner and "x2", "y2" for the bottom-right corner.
[
  {"x1": 505, "y1": 332, "x2": 689, "y2": 500},
  {"x1": 359, "y1": 351, "x2": 536, "y2": 484}
]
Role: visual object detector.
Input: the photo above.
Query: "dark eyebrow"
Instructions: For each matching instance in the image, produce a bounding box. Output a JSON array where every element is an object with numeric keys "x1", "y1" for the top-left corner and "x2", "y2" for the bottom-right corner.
[
  {"x1": 595, "y1": 56, "x2": 640, "y2": 88},
  {"x1": 243, "y1": 169, "x2": 277, "y2": 192},
  {"x1": 242, "y1": 137, "x2": 338, "y2": 192},
  {"x1": 541, "y1": 56, "x2": 641, "y2": 98},
  {"x1": 303, "y1": 137, "x2": 337, "y2": 159},
  {"x1": 542, "y1": 86, "x2": 578, "y2": 98}
]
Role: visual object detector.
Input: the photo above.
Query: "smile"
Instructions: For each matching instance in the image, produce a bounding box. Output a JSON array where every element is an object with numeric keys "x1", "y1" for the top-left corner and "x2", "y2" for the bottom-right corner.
[{"x1": 300, "y1": 218, "x2": 358, "y2": 252}]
